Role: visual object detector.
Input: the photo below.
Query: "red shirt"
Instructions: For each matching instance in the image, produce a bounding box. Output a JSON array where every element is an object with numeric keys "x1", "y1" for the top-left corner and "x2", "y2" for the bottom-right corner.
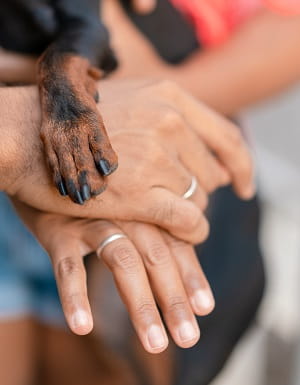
[{"x1": 169, "y1": 0, "x2": 300, "y2": 47}]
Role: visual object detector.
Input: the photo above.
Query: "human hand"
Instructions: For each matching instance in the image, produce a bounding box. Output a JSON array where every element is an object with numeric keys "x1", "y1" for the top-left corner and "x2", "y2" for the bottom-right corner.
[
  {"x1": 104, "y1": 3, "x2": 255, "y2": 197},
  {"x1": 3, "y1": 80, "x2": 253, "y2": 244},
  {"x1": 14, "y1": 200, "x2": 215, "y2": 353}
]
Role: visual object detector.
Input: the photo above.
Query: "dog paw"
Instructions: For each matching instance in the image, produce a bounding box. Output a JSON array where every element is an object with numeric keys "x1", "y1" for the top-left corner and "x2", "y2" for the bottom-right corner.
[
  {"x1": 38, "y1": 54, "x2": 118, "y2": 204},
  {"x1": 41, "y1": 103, "x2": 118, "y2": 205}
]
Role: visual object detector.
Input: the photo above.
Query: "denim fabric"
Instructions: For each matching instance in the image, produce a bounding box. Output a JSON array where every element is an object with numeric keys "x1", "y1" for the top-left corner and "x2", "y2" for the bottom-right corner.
[{"x1": 0, "y1": 192, "x2": 64, "y2": 325}]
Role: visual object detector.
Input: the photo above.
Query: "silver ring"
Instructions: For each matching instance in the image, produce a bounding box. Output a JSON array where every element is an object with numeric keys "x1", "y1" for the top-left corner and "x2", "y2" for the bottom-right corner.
[
  {"x1": 96, "y1": 233, "x2": 127, "y2": 258},
  {"x1": 182, "y1": 176, "x2": 198, "y2": 199}
]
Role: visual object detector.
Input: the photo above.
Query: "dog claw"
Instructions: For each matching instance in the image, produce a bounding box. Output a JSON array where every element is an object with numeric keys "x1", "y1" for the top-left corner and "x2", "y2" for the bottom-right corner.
[
  {"x1": 57, "y1": 180, "x2": 68, "y2": 196},
  {"x1": 94, "y1": 91, "x2": 100, "y2": 103},
  {"x1": 97, "y1": 159, "x2": 115, "y2": 176},
  {"x1": 81, "y1": 184, "x2": 91, "y2": 201},
  {"x1": 74, "y1": 190, "x2": 84, "y2": 205}
]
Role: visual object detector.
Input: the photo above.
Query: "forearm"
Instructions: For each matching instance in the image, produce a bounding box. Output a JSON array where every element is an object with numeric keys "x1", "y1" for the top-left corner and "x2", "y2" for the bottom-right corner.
[
  {"x1": 0, "y1": 50, "x2": 37, "y2": 84},
  {"x1": 169, "y1": 10, "x2": 300, "y2": 115},
  {"x1": 0, "y1": 86, "x2": 41, "y2": 193}
]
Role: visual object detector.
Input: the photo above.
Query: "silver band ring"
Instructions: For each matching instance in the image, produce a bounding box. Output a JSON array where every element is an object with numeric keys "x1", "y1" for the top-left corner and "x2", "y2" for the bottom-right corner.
[
  {"x1": 96, "y1": 233, "x2": 127, "y2": 258},
  {"x1": 182, "y1": 176, "x2": 198, "y2": 199}
]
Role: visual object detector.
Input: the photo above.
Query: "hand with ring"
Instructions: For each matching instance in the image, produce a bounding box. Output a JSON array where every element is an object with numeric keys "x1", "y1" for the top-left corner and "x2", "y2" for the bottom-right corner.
[
  {"x1": 14, "y1": 200, "x2": 215, "y2": 353},
  {"x1": 4, "y1": 79, "x2": 254, "y2": 245}
]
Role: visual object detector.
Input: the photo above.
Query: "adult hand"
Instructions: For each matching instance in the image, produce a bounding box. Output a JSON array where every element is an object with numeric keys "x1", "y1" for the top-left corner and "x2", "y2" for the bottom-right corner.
[
  {"x1": 3, "y1": 80, "x2": 254, "y2": 243},
  {"x1": 105, "y1": 2, "x2": 255, "y2": 199},
  {"x1": 14, "y1": 200, "x2": 215, "y2": 353}
]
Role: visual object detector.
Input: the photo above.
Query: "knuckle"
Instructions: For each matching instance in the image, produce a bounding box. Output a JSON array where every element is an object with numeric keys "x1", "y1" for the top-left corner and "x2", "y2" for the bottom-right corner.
[
  {"x1": 150, "y1": 201, "x2": 177, "y2": 227},
  {"x1": 135, "y1": 138, "x2": 164, "y2": 169},
  {"x1": 57, "y1": 257, "x2": 81, "y2": 280},
  {"x1": 180, "y1": 207, "x2": 201, "y2": 231},
  {"x1": 135, "y1": 300, "x2": 157, "y2": 320},
  {"x1": 160, "y1": 109, "x2": 183, "y2": 133},
  {"x1": 167, "y1": 237, "x2": 188, "y2": 251},
  {"x1": 157, "y1": 79, "x2": 182, "y2": 97},
  {"x1": 144, "y1": 242, "x2": 170, "y2": 266},
  {"x1": 64, "y1": 291, "x2": 83, "y2": 305},
  {"x1": 167, "y1": 296, "x2": 189, "y2": 314},
  {"x1": 110, "y1": 244, "x2": 139, "y2": 272}
]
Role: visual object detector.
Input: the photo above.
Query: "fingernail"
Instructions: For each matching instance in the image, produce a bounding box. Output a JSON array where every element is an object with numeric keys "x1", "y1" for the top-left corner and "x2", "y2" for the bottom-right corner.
[
  {"x1": 81, "y1": 184, "x2": 91, "y2": 201},
  {"x1": 57, "y1": 180, "x2": 67, "y2": 196},
  {"x1": 192, "y1": 290, "x2": 214, "y2": 313},
  {"x1": 178, "y1": 321, "x2": 197, "y2": 343},
  {"x1": 147, "y1": 324, "x2": 166, "y2": 350},
  {"x1": 97, "y1": 159, "x2": 113, "y2": 176},
  {"x1": 75, "y1": 190, "x2": 84, "y2": 205},
  {"x1": 72, "y1": 309, "x2": 89, "y2": 329}
]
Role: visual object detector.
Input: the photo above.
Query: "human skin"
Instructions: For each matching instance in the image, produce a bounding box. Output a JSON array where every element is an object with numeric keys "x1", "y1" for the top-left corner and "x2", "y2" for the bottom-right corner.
[
  {"x1": 14, "y1": 199, "x2": 215, "y2": 353},
  {"x1": 0, "y1": 318, "x2": 37, "y2": 385},
  {"x1": 0, "y1": 80, "x2": 254, "y2": 244},
  {"x1": 105, "y1": 0, "x2": 300, "y2": 116}
]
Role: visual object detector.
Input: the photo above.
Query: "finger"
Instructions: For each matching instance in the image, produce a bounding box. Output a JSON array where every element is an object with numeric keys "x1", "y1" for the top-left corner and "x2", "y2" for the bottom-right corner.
[
  {"x1": 184, "y1": 182, "x2": 209, "y2": 212},
  {"x1": 163, "y1": 232, "x2": 215, "y2": 316},
  {"x1": 173, "y1": 91, "x2": 255, "y2": 199},
  {"x1": 112, "y1": 134, "x2": 195, "y2": 195},
  {"x1": 176, "y1": 128, "x2": 231, "y2": 193},
  {"x1": 50, "y1": 244, "x2": 93, "y2": 335},
  {"x1": 155, "y1": 111, "x2": 231, "y2": 193},
  {"x1": 90, "y1": 222, "x2": 169, "y2": 354},
  {"x1": 121, "y1": 222, "x2": 200, "y2": 348},
  {"x1": 199, "y1": 121, "x2": 255, "y2": 199},
  {"x1": 138, "y1": 188, "x2": 210, "y2": 244},
  {"x1": 131, "y1": 0, "x2": 156, "y2": 13},
  {"x1": 151, "y1": 152, "x2": 209, "y2": 210}
]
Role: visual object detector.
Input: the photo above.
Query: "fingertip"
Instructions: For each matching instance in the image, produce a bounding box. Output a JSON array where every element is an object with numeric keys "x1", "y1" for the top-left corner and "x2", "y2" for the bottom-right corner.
[
  {"x1": 190, "y1": 289, "x2": 215, "y2": 316},
  {"x1": 70, "y1": 309, "x2": 94, "y2": 335},
  {"x1": 237, "y1": 182, "x2": 256, "y2": 201},
  {"x1": 145, "y1": 324, "x2": 169, "y2": 354},
  {"x1": 219, "y1": 169, "x2": 231, "y2": 186},
  {"x1": 176, "y1": 321, "x2": 200, "y2": 349},
  {"x1": 133, "y1": 0, "x2": 156, "y2": 14}
]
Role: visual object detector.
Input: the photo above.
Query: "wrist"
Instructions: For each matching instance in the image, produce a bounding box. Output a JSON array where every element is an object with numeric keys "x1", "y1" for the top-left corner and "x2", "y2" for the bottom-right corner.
[{"x1": 0, "y1": 86, "x2": 42, "y2": 195}]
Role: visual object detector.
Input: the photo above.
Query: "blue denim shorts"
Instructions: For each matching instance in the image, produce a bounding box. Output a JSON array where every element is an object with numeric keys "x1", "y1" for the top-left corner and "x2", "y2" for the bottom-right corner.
[{"x1": 0, "y1": 193, "x2": 64, "y2": 325}]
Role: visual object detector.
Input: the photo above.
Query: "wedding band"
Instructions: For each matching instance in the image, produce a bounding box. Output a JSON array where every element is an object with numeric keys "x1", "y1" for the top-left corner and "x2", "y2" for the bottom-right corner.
[
  {"x1": 96, "y1": 233, "x2": 127, "y2": 258},
  {"x1": 182, "y1": 176, "x2": 198, "y2": 199}
]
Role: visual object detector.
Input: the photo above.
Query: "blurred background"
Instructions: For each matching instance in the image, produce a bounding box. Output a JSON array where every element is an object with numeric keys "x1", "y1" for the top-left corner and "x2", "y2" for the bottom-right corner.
[
  {"x1": 1, "y1": 1, "x2": 300, "y2": 384},
  {"x1": 211, "y1": 84, "x2": 300, "y2": 385}
]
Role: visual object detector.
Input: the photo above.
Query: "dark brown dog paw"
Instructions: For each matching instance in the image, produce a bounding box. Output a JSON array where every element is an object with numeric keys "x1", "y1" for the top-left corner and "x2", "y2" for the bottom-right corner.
[
  {"x1": 40, "y1": 102, "x2": 118, "y2": 205},
  {"x1": 38, "y1": 55, "x2": 118, "y2": 204}
]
